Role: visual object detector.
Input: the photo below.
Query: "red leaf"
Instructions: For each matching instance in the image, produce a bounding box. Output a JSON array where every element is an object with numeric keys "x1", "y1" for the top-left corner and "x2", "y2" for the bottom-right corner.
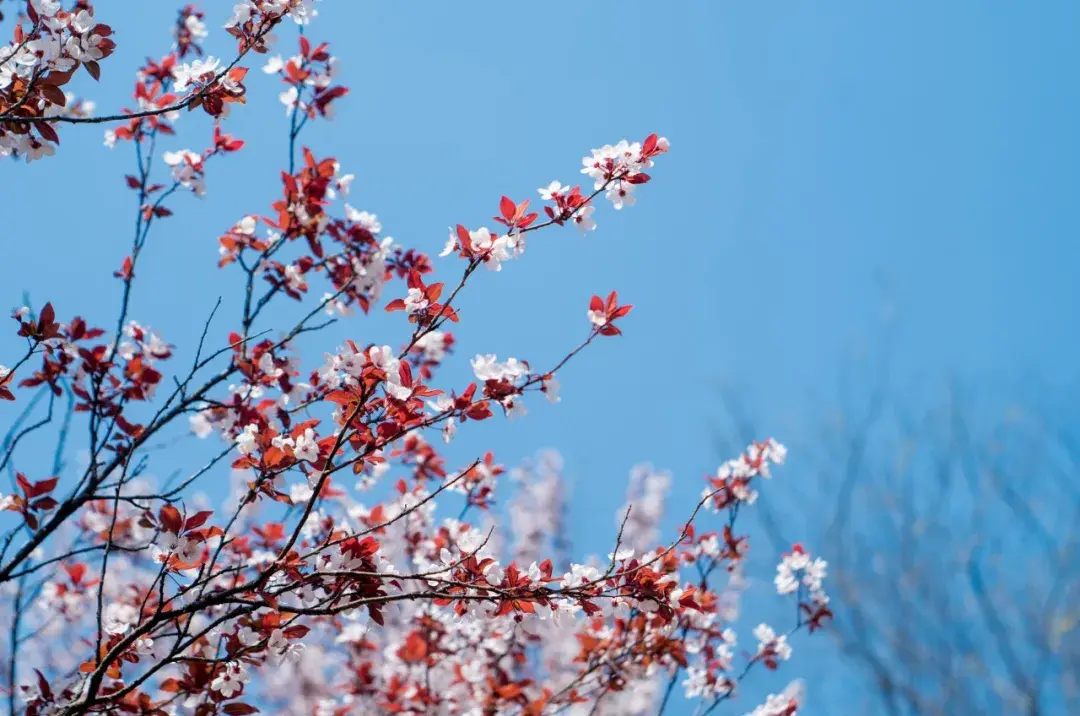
[
  {"x1": 679, "y1": 594, "x2": 702, "y2": 611},
  {"x1": 499, "y1": 196, "x2": 516, "y2": 221},
  {"x1": 39, "y1": 302, "x2": 55, "y2": 327},
  {"x1": 65, "y1": 562, "x2": 87, "y2": 584},
  {"x1": 30, "y1": 497, "x2": 58, "y2": 511},
  {"x1": 30, "y1": 477, "x2": 58, "y2": 497},
  {"x1": 184, "y1": 510, "x2": 213, "y2": 531},
  {"x1": 264, "y1": 446, "x2": 286, "y2": 467},
  {"x1": 455, "y1": 224, "x2": 471, "y2": 251},
  {"x1": 398, "y1": 632, "x2": 428, "y2": 663},
  {"x1": 159, "y1": 505, "x2": 183, "y2": 533},
  {"x1": 35, "y1": 670, "x2": 52, "y2": 700},
  {"x1": 114, "y1": 255, "x2": 133, "y2": 280},
  {"x1": 223, "y1": 705, "x2": 260, "y2": 715},
  {"x1": 324, "y1": 390, "x2": 356, "y2": 406},
  {"x1": 34, "y1": 120, "x2": 59, "y2": 144},
  {"x1": 84, "y1": 60, "x2": 101, "y2": 81},
  {"x1": 464, "y1": 402, "x2": 492, "y2": 421}
]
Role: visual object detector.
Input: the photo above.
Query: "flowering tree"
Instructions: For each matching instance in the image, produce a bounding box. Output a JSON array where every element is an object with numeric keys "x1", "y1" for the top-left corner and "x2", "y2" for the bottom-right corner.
[
  {"x1": 773, "y1": 386, "x2": 1077, "y2": 715},
  {"x1": 0, "y1": 2, "x2": 832, "y2": 714}
]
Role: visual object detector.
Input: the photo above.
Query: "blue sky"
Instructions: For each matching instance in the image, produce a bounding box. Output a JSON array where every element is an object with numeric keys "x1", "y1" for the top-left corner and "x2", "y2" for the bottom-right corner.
[{"x1": 3, "y1": 1, "x2": 1079, "y2": 712}]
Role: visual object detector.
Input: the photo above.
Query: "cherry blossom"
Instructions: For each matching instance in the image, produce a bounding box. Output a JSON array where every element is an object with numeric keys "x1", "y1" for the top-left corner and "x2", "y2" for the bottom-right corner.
[
  {"x1": 754, "y1": 623, "x2": 793, "y2": 664},
  {"x1": 293, "y1": 427, "x2": 320, "y2": 461},
  {"x1": 538, "y1": 180, "x2": 570, "y2": 201},
  {"x1": 746, "y1": 681, "x2": 805, "y2": 716},
  {"x1": 210, "y1": 661, "x2": 250, "y2": 698},
  {"x1": 0, "y1": 7, "x2": 826, "y2": 715},
  {"x1": 574, "y1": 203, "x2": 597, "y2": 235},
  {"x1": 163, "y1": 148, "x2": 207, "y2": 195},
  {"x1": 470, "y1": 353, "x2": 528, "y2": 382},
  {"x1": 172, "y1": 55, "x2": 221, "y2": 91}
]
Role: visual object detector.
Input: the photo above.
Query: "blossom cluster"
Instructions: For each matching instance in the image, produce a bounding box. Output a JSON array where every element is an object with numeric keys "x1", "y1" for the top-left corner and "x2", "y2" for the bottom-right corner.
[
  {"x1": 436, "y1": 135, "x2": 670, "y2": 275},
  {"x1": 3, "y1": 0, "x2": 324, "y2": 162},
  {"x1": 172, "y1": 5, "x2": 207, "y2": 59},
  {"x1": 0, "y1": 1, "x2": 115, "y2": 160},
  {"x1": 264, "y1": 34, "x2": 348, "y2": 119}
]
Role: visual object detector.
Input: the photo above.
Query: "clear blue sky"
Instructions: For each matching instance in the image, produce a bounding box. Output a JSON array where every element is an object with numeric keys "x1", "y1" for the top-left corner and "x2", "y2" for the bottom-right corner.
[{"x1": 3, "y1": 1, "x2": 1079, "y2": 712}]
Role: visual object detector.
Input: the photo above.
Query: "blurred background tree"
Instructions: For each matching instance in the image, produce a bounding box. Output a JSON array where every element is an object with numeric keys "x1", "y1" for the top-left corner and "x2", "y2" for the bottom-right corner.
[{"x1": 718, "y1": 348, "x2": 1080, "y2": 714}]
